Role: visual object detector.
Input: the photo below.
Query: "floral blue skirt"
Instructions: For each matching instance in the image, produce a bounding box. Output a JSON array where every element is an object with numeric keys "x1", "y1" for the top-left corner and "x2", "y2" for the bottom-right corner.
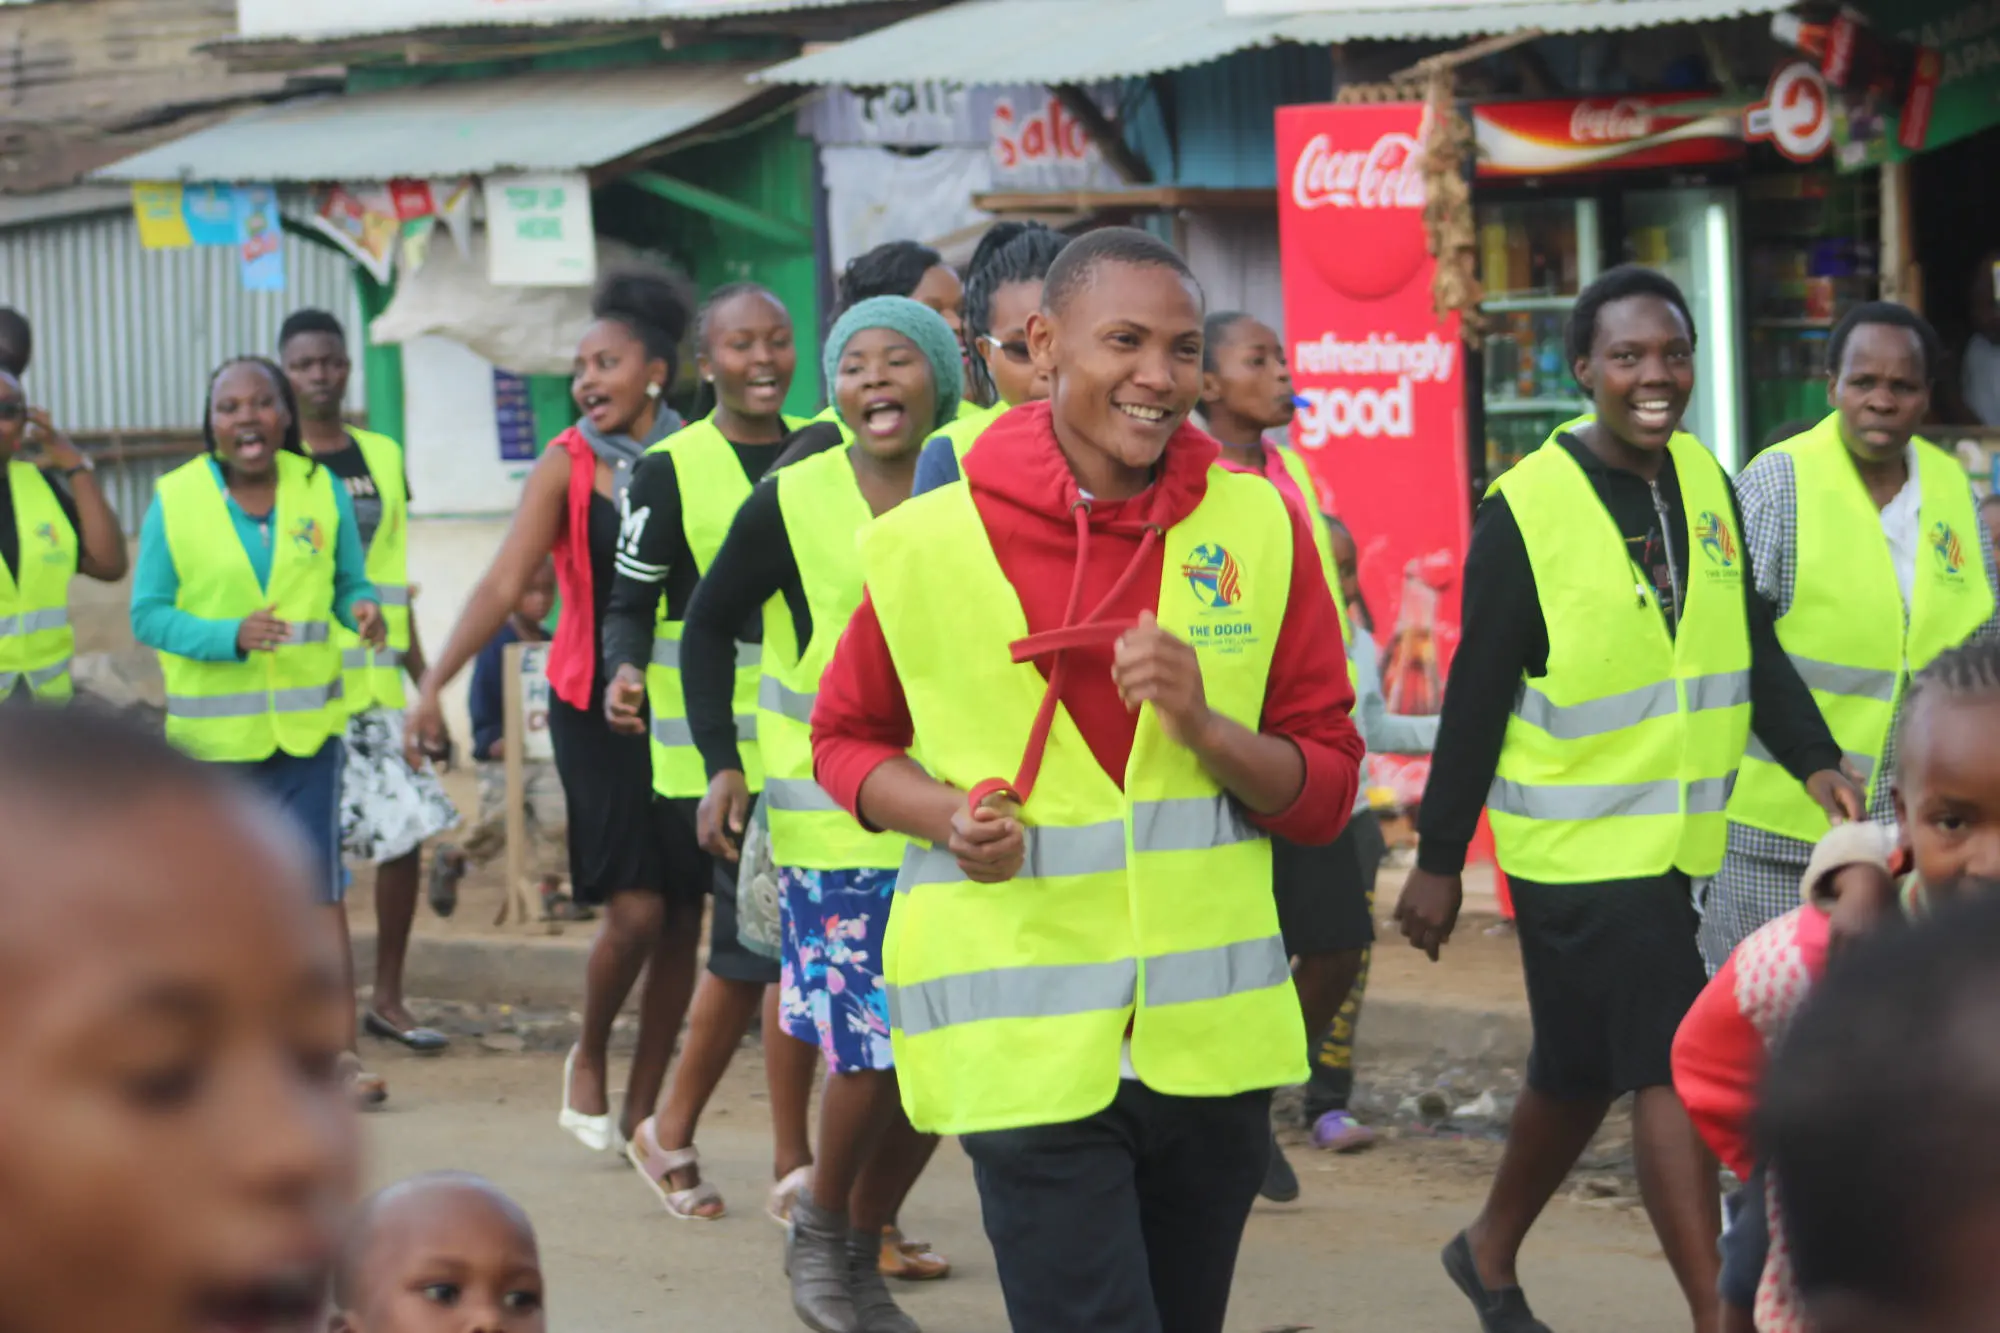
[{"x1": 778, "y1": 866, "x2": 897, "y2": 1073}]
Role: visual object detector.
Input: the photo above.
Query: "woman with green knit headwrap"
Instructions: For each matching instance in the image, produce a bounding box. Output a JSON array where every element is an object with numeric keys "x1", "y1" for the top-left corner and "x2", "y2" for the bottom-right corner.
[{"x1": 670, "y1": 294, "x2": 961, "y2": 1333}]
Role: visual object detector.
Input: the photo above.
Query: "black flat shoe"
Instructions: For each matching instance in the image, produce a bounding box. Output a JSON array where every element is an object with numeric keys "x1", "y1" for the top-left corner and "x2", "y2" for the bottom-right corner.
[
  {"x1": 1442, "y1": 1231, "x2": 1553, "y2": 1333},
  {"x1": 364, "y1": 1010, "x2": 450, "y2": 1054},
  {"x1": 1259, "y1": 1129, "x2": 1301, "y2": 1203}
]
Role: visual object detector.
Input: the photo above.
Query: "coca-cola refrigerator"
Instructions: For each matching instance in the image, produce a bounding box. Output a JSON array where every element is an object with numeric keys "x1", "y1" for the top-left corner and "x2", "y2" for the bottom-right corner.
[{"x1": 1472, "y1": 94, "x2": 1750, "y2": 487}]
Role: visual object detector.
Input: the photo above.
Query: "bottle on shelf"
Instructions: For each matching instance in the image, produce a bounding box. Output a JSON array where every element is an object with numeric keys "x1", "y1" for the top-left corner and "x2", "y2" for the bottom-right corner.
[
  {"x1": 1513, "y1": 313, "x2": 1537, "y2": 398},
  {"x1": 1481, "y1": 218, "x2": 1511, "y2": 297},
  {"x1": 1507, "y1": 222, "x2": 1532, "y2": 301},
  {"x1": 1536, "y1": 317, "x2": 1566, "y2": 400}
]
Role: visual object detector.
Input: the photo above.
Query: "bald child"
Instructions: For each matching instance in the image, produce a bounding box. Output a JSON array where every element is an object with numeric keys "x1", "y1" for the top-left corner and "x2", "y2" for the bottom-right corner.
[
  {"x1": 0, "y1": 706, "x2": 359, "y2": 1333},
  {"x1": 332, "y1": 1173, "x2": 546, "y2": 1333}
]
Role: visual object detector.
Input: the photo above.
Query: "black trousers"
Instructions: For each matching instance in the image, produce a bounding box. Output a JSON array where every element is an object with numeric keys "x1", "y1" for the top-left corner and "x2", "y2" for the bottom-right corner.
[{"x1": 961, "y1": 1081, "x2": 1272, "y2": 1333}]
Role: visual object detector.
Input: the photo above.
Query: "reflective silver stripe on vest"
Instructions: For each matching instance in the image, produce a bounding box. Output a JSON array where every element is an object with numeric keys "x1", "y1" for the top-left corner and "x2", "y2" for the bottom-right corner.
[
  {"x1": 1131, "y1": 794, "x2": 1260, "y2": 855},
  {"x1": 1746, "y1": 734, "x2": 1878, "y2": 784},
  {"x1": 1488, "y1": 776, "x2": 1680, "y2": 821},
  {"x1": 1686, "y1": 772, "x2": 1739, "y2": 816},
  {"x1": 1685, "y1": 670, "x2": 1752, "y2": 713},
  {"x1": 24, "y1": 658, "x2": 70, "y2": 689},
  {"x1": 0, "y1": 607, "x2": 70, "y2": 637},
  {"x1": 166, "y1": 681, "x2": 342, "y2": 720},
  {"x1": 889, "y1": 958, "x2": 1137, "y2": 1037},
  {"x1": 342, "y1": 649, "x2": 406, "y2": 669},
  {"x1": 895, "y1": 819, "x2": 1128, "y2": 893},
  {"x1": 764, "y1": 777, "x2": 843, "y2": 813},
  {"x1": 280, "y1": 621, "x2": 330, "y2": 645},
  {"x1": 1513, "y1": 679, "x2": 1676, "y2": 740},
  {"x1": 650, "y1": 638, "x2": 760, "y2": 671},
  {"x1": 1142, "y1": 935, "x2": 1289, "y2": 1007},
  {"x1": 1788, "y1": 654, "x2": 1898, "y2": 703},
  {"x1": 758, "y1": 676, "x2": 817, "y2": 724},
  {"x1": 374, "y1": 584, "x2": 411, "y2": 608},
  {"x1": 650, "y1": 713, "x2": 759, "y2": 748}
]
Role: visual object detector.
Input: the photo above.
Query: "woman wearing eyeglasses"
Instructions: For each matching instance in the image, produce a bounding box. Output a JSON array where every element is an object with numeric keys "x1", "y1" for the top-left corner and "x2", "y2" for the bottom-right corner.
[
  {"x1": 911, "y1": 222, "x2": 1071, "y2": 496},
  {"x1": 0, "y1": 371, "x2": 126, "y2": 703}
]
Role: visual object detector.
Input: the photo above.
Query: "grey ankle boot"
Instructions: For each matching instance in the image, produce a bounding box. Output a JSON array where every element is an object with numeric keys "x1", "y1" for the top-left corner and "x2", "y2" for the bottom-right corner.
[
  {"x1": 846, "y1": 1228, "x2": 922, "y2": 1333},
  {"x1": 788, "y1": 1196, "x2": 859, "y2": 1333}
]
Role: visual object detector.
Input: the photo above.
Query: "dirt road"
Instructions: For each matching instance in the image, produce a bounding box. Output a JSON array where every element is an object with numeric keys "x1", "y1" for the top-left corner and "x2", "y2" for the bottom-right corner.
[{"x1": 365, "y1": 1046, "x2": 1693, "y2": 1333}]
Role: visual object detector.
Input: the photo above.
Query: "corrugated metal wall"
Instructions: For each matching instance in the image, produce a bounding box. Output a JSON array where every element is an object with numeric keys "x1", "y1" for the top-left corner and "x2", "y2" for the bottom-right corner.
[{"x1": 0, "y1": 208, "x2": 367, "y2": 434}]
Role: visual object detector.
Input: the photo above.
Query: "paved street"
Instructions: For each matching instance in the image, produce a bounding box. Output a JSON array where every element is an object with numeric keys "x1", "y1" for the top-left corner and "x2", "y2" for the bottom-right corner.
[{"x1": 367, "y1": 1047, "x2": 1693, "y2": 1333}]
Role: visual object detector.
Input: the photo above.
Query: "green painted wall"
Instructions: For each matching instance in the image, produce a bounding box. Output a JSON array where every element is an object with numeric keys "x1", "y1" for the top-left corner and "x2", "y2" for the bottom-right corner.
[{"x1": 602, "y1": 113, "x2": 823, "y2": 416}]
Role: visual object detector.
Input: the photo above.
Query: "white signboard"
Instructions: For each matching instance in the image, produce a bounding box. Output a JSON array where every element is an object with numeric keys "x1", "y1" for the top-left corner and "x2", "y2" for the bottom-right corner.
[
  {"x1": 519, "y1": 642, "x2": 553, "y2": 763},
  {"x1": 486, "y1": 173, "x2": 597, "y2": 288}
]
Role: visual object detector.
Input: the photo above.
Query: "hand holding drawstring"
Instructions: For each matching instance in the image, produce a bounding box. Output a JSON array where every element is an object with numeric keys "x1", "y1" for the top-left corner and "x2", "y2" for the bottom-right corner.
[
  {"x1": 1113, "y1": 610, "x2": 1213, "y2": 748},
  {"x1": 948, "y1": 788, "x2": 1025, "y2": 884}
]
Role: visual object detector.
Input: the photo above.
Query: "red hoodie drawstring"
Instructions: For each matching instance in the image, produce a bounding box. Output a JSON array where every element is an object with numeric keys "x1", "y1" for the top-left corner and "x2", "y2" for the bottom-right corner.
[{"x1": 967, "y1": 500, "x2": 1163, "y2": 813}]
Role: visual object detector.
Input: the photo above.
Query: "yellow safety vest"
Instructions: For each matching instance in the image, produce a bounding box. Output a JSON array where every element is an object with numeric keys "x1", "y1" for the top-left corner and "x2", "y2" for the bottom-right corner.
[
  {"x1": 1487, "y1": 421, "x2": 1752, "y2": 881},
  {"x1": 759, "y1": 446, "x2": 909, "y2": 871},
  {"x1": 813, "y1": 397, "x2": 983, "y2": 447},
  {"x1": 1269, "y1": 444, "x2": 1361, "y2": 692},
  {"x1": 156, "y1": 452, "x2": 345, "y2": 763},
  {"x1": 333, "y1": 428, "x2": 411, "y2": 714},
  {"x1": 865, "y1": 468, "x2": 1307, "y2": 1135},
  {"x1": 0, "y1": 459, "x2": 77, "y2": 701},
  {"x1": 643, "y1": 414, "x2": 802, "y2": 798},
  {"x1": 1729, "y1": 412, "x2": 1995, "y2": 841}
]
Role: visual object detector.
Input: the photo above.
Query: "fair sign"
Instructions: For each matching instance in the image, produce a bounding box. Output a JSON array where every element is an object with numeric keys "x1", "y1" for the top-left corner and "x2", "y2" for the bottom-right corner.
[{"x1": 1274, "y1": 101, "x2": 1469, "y2": 671}]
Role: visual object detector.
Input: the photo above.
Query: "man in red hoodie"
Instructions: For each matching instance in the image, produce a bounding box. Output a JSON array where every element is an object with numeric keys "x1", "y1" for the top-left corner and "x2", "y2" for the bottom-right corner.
[{"x1": 811, "y1": 227, "x2": 1362, "y2": 1333}]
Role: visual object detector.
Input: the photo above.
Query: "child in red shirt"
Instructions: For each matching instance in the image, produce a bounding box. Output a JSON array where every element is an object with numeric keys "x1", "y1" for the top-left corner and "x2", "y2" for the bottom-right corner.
[{"x1": 1673, "y1": 640, "x2": 2000, "y2": 1331}]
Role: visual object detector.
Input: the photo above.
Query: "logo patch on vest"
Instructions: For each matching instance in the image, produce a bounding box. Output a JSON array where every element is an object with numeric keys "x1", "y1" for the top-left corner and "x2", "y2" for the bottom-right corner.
[
  {"x1": 1182, "y1": 544, "x2": 1243, "y2": 608},
  {"x1": 1696, "y1": 512, "x2": 1736, "y2": 568},
  {"x1": 1179, "y1": 543, "x2": 1260, "y2": 657},
  {"x1": 1932, "y1": 520, "x2": 1967, "y2": 578},
  {"x1": 289, "y1": 517, "x2": 325, "y2": 557}
]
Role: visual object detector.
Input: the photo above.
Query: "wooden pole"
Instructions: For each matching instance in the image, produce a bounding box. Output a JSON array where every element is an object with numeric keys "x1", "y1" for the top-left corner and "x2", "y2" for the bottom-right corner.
[{"x1": 498, "y1": 641, "x2": 534, "y2": 927}]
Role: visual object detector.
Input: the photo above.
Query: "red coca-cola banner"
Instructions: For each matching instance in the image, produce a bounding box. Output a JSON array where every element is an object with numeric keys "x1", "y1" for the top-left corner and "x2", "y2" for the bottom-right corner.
[
  {"x1": 1276, "y1": 101, "x2": 1468, "y2": 805},
  {"x1": 1474, "y1": 93, "x2": 1744, "y2": 178}
]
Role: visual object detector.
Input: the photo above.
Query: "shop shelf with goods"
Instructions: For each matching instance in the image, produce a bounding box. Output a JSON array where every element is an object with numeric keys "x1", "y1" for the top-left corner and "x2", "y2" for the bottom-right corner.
[
  {"x1": 1476, "y1": 197, "x2": 1597, "y2": 487},
  {"x1": 1744, "y1": 169, "x2": 1880, "y2": 455}
]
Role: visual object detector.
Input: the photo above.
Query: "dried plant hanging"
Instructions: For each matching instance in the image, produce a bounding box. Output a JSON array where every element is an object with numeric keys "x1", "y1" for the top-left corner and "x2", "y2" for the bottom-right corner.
[{"x1": 1421, "y1": 67, "x2": 1484, "y2": 348}]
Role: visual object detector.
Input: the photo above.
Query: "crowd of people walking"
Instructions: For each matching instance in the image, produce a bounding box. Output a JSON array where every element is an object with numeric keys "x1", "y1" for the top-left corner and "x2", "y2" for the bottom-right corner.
[{"x1": 0, "y1": 207, "x2": 1996, "y2": 1333}]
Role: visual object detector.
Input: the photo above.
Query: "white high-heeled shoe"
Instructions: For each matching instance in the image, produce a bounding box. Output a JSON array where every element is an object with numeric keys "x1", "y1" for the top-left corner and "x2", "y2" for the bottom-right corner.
[{"x1": 558, "y1": 1045, "x2": 614, "y2": 1153}]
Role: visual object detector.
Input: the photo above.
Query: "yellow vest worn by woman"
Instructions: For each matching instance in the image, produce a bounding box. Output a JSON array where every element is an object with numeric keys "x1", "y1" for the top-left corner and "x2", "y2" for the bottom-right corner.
[
  {"x1": 1269, "y1": 443, "x2": 1361, "y2": 692},
  {"x1": 759, "y1": 445, "x2": 909, "y2": 871},
  {"x1": 0, "y1": 459, "x2": 77, "y2": 700},
  {"x1": 335, "y1": 428, "x2": 411, "y2": 714},
  {"x1": 1488, "y1": 421, "x2": 1752, "y2": 882},
  {"x1": 155, "y1": 452, "x2": 344, "y2": 762},
  {"x1": 863, "y1": 468, "x2": 1307, "y2": 1135},
  {"x1": 1728, "y1": 412, "x2": 1995, "y2": 841},
  {"x1": 643, "y1": 414, "x2": 802, "y2": 799}
]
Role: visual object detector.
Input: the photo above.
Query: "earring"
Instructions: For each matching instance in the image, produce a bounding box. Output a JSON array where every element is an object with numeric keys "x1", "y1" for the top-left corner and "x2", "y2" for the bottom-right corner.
[{"x1": 647, "y1": 383, "x2": 662, "y2": 400}]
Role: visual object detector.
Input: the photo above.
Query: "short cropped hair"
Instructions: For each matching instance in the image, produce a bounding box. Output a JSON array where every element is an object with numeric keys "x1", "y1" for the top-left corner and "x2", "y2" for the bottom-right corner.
[{"x1": 1040, "y1": 226, "x2": 1199, "y2": 317}]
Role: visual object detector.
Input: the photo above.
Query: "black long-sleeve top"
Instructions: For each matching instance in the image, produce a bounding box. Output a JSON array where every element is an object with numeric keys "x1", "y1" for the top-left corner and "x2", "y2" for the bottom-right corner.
[
  {"x1": 600, "y1": 425, "x2": 832, "y2": 683},
  {"x1": 1415, "y1": 432, "x2": 1842, "y2": 876},
  {"x1": 680, "y1": 426, "x2": 845, "y2": 777}
]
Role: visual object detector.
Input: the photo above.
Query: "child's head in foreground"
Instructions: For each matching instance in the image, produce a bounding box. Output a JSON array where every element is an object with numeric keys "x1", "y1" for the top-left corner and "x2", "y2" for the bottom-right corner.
[
  {"x1": 0, "y1": 706, "x2": 358, "y2": 1333},
  {"x1": 1895, "y1": 640, "x2": 2000, "y2": 895},
  {"x1": 1760, "y1": 892, "x2": 2000, "y2": 1333},
  {"x1": 331, "y1": 1173, "x2": 544, "y2": 1333}
]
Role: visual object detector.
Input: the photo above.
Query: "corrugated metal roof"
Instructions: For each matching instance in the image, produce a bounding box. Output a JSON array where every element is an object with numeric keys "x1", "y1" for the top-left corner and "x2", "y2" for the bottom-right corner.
[
  {"x1": 754, "y1": 0, "x2": 1790, "y2": 85},
  {"x1": 93, "y1": 64, "x2": 768, "y2": 183},
  {"x1": 1266, "y1": 0, "x2": 1792, "y2": 42},
  {"x1": 234, "y1": 0, "x2": 905, "y2": 44}
]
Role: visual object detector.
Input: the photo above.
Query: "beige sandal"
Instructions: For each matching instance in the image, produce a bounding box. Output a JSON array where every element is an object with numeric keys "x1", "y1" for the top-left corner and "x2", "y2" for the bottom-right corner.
[
  {"x1": 627, "y1": 1117, "x2": 724, "y2": 1221},
  {"x1": 337, "y1": 1052, "x2": 387, "y2": 1111},
  {"x1": 766, "y1": 1164, "x2": 813, "y2": 1226}
]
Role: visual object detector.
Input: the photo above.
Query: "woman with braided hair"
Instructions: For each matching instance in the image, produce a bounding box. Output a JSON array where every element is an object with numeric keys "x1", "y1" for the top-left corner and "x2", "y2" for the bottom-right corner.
[{"x1": 911, "y1": 222, "x2": 1070, "y2": 496}]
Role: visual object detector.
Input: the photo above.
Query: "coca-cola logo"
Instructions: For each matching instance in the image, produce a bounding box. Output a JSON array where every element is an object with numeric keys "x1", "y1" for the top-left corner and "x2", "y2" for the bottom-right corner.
[
  {"x1": 1282, "y1": 114, "x2": 1432, "y2": 304},
  {"x1": 1290, "y1": 132, "x2": 1427, "y2": 211},
  {"x1": 1568, "y1": 99, "x2": 1654, "y2": 143}
]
